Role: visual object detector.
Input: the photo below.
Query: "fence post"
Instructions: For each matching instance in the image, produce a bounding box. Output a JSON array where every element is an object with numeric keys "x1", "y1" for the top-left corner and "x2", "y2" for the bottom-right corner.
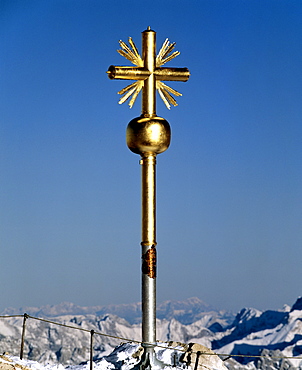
[
  {"x1": 90, "y1": 330, "x2": 94, "y2": 370},
  {"x1": 194, "y1": 351, "x2": 201, "y2": 370},
  {"x1": 20, "y1": 313, "x2": 28, "y2": 360}
]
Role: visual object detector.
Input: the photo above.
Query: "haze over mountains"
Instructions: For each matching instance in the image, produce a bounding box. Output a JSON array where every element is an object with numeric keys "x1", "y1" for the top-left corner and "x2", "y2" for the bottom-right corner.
[
  {"x1": 1, "y1": 297, "x2": 302, "y2": 369},
  {"x1": 2, "y1": 297, "x2": 234, "y2": 325}
]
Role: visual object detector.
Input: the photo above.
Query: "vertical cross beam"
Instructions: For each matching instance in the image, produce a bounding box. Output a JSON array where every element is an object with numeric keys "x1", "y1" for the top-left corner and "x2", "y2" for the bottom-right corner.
[{"x1": 141, "y1": 29, "x2": 156, "y2": 117}]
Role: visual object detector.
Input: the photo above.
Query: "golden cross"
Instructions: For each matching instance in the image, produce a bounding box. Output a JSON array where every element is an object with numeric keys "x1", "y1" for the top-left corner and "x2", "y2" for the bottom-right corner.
[{"x1": 107, "y1": 27, "x2": 190, "y2": 117}]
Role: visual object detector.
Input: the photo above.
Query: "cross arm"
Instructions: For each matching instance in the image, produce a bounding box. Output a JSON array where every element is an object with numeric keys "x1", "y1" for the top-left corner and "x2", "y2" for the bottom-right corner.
[
  {"x1": 154, "y1": 67, "x2": 190, "y2": 82},
  {"x1": 107, "y1": 65, "x2": 150, "y2": 80}
]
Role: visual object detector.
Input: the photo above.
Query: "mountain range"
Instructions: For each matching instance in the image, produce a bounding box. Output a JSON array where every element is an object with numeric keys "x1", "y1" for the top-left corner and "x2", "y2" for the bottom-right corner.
[
  {"x1": 1, "y1": 297, "x2": 231, "y2": 325},
  {"x1": 1, "y1": 297, "x2": 302, "y2": 369}
]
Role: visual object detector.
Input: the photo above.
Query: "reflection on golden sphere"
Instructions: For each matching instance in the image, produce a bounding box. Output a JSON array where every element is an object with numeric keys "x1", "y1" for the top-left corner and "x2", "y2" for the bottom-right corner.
[{"x1": 126, "y1": 116, "x2": 171, "y2": 155}]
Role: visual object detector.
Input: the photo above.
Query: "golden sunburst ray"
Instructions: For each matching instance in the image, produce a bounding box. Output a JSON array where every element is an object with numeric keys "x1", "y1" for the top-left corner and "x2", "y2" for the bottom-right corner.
[
  {"x1": 156, "y1": 81, "x2": 182, "y2": 109},
  {"x1": 118, "y1": 80, "x2": 144, "y2": 108},
  {"x1": 156, "y1": 38, "x2": 169, "y2": 64},
  {"x1": 128, "y1": 37, "x2": 142, "y2": 64},
  {"x1": 117, "y1": 38, "x2": 143, "y2": 67},
  {"x1": 156, "y1": 39, "x2": 180, "y2": 67}
]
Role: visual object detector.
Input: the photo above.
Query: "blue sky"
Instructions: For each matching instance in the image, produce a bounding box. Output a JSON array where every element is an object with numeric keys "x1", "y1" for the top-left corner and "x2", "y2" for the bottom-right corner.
[{"x1": 1, "y1": 0, "x2": 302, "y2": 313}]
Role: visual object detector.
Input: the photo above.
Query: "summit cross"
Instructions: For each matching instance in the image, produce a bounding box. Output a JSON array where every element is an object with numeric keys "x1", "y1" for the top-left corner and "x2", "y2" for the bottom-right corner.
[
  {"x1": 107, "y1": 27, "x2": 190, "y2": 116},
  {"x1": 106, "y1": 27, "x2": 190, "y2": 370}
]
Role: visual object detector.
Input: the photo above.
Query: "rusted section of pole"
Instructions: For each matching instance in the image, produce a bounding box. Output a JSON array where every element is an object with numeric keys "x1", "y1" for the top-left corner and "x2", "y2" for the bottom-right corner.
[
  {"x1": 142, "y1": 245, "x2": 157, "y2": 279},
  {"x1": 20, "y1": 313, "x2": 28, "y2": 360}
]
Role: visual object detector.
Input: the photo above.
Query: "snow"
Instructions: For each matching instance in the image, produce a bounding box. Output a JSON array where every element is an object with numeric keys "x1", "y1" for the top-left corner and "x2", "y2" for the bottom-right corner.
[{"x1": 0, "y1": 342, "x2": 228, "y2": 370}]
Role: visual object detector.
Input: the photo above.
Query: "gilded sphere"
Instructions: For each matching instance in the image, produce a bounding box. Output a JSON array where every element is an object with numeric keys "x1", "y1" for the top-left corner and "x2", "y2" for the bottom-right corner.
[{"x1": 126, "y1": 116, "x2": 171, "y2": 154}]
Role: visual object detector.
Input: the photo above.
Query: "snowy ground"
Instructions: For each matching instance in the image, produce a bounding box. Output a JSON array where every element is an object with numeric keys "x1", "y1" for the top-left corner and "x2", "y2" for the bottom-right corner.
[{"x1": 0, "y1": 342, "x2": 227, "y2": 370}]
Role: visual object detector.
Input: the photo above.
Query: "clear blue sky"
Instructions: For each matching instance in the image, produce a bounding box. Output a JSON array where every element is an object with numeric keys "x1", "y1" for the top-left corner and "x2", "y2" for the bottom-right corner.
[{"x1": 1, "y1": 0, "x2": 302, "y2": 313}]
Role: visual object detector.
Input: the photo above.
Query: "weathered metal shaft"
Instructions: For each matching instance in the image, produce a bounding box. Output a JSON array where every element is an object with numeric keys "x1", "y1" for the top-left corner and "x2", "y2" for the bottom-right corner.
[{"x1": 141, "y1": 153, "x2": 157, "y2": 346}]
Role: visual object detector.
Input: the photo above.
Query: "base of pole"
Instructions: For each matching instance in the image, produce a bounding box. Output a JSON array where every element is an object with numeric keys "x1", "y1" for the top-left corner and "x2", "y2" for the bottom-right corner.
[{"x1": 134, "y1": 345, "x2": 168, "y2": 370}]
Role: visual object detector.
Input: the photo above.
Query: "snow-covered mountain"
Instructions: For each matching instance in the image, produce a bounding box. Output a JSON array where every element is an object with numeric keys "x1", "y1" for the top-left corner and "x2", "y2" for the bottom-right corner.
[
  {"x1": 214, "y1": 298, "x2": 302, "y2": 368},
  {"x1": 1, "y1": 297, "x2": 302, "y2": 369}
]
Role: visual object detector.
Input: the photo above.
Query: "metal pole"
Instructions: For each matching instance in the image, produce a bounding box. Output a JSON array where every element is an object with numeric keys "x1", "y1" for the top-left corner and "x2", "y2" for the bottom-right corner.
[
  {"x1": 90, "y1": 330, "x2": 94, "y2": 370},
  {"x1": 20, "y1": 313, "x2": 28, "y2": 359},
  {"x1": 126, "y1": 112, "x2": 170, "y2": 369},
  {"x1": 141, "y1": 153, "x2": 157, "y2": 347}
]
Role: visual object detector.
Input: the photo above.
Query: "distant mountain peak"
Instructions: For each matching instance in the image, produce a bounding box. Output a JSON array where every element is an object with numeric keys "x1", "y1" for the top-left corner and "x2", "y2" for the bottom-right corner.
[
  {"x1": 234, "y1": 307, "x2": 262, "y2": 325},
  {"x1": 291, "y1": 296, "x2": 302, "y2": 312}
]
